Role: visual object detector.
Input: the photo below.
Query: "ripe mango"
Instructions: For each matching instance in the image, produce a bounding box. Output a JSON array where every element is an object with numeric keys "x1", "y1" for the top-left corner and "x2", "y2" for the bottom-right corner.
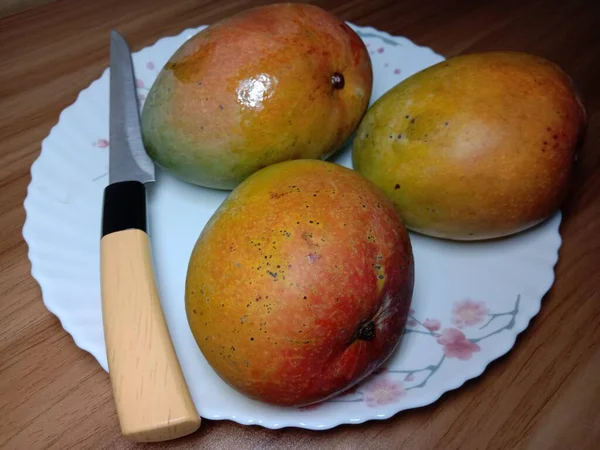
[
  {"x1": 141, "y1": 3, "x2": 372, "y2": 189},
  {"x1": 353, "y1": 52, "x2": 586, "y2": 240},
  {"x1": 185, "y1": 160, "x2": 414, "y2": 406}
]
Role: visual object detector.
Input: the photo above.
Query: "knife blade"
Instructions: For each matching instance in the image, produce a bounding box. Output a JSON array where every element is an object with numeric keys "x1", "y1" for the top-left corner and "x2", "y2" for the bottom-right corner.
[
  {"x1": 100, "y1": 29, "x2": 201, "y2": 443},
  {"x1": 108, "y1": 30, "x2": 154, "y2": 185}
]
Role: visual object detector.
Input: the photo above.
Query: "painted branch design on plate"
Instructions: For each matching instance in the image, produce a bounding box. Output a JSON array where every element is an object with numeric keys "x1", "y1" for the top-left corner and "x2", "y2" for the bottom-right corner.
[{"x1": 300, "y1": 295, "x2": 521, "y2": 410}]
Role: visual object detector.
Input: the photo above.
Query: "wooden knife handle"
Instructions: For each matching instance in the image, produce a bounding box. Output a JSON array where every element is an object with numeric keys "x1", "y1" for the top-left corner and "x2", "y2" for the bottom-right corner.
[{"x1": 100, "y1": 182, "x2": 200, "y2": 442}]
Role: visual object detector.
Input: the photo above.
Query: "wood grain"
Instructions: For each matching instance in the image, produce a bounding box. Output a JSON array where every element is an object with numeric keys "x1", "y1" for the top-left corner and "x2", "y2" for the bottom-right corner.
[
  {"x1": 101, "y1": 229, "x2": 200, "y2": 442},
  {"x1": 1, "y1": 0, "x2": 599, "y2": 449},
  {"x1": 0, "y1": 0, "x2": 54, "y2": 19}
]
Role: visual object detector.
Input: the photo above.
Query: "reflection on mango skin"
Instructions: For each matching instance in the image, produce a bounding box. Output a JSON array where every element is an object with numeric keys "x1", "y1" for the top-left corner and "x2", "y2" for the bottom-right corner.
[{"x1": 236, "y1": 74, "x2": 278, "y2": 110}]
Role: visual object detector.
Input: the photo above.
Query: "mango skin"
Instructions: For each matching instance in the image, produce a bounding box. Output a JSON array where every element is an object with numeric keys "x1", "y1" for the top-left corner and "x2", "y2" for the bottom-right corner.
[
  {"x1": 353, "y1": 51, "x2": 586, "y2": 241},
  {"x1": 185, "y1": 160, "x2": 414, "y2": 406},
  {"x1": 141, "y1": 3, "x2": 372, "y2": 190}
]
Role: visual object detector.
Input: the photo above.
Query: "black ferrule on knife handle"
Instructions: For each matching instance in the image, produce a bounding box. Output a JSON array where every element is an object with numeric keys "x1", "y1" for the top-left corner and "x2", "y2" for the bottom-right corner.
[{"x1": 102, "y1": 181, "x2": 147, "y2": 237}]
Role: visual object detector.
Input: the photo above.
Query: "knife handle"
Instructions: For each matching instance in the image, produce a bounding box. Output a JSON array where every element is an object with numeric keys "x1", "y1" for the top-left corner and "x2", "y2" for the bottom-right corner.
[{"x1": 100, "y1": 181, "x2": 200, "y2": 442}]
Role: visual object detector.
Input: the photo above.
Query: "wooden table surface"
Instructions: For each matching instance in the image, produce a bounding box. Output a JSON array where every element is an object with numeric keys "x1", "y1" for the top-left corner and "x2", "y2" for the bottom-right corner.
[{"x1": 1, "y1": 0, "x2": 599, "y2": 448}]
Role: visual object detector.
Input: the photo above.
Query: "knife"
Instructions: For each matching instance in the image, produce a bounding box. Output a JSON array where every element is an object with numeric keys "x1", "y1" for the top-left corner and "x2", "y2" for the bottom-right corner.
[{"x1": 100, "y1": 30, "x2": 201, "y2": 442}]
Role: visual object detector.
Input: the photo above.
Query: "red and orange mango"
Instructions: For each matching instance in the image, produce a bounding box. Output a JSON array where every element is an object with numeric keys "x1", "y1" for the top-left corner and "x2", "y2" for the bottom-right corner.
[{"x1": 185, "y1": 160, "x2": 414, "y2": 406}]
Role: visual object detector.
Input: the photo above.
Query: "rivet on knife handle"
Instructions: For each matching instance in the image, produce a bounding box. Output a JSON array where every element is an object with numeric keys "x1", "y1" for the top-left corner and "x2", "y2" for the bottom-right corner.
[{"x1": 100, "y1": 181, "x2": 200, "y2": 442}]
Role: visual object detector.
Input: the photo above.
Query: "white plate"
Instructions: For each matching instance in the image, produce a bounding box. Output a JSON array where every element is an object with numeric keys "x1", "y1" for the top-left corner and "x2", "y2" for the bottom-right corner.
[{"x1": 22, "y1": 24, "x2": 561, "y2": 430}]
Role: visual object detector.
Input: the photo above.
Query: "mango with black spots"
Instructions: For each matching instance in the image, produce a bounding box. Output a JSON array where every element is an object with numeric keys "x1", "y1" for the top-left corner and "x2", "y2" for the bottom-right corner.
[
  {"x1": 141, "y1": 3, "x2": 372, "y2": 190},
  {"x1": 185, "y1": 160, "x2": 414, "y2": 406},
  {"x1": 353, "y1": 51, "x2": 586, "y2": 240}
]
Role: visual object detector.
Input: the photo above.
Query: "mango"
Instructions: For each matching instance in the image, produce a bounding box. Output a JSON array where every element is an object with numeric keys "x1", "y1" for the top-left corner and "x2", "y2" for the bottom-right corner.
[
  {"x1": 185, "y1": 160, "x2": 414, "y2": 406},
  {"x1": 141, "y1": 3, "x2": 372, "y2": 189},
  {"x1": 353, "y1": 51, "x2": 586, "y2": 240}
]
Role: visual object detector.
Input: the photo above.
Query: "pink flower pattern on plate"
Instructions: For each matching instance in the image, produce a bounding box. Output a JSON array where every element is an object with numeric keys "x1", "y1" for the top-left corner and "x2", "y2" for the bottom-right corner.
[
  {"x1": 318, "y1": 295, "x2": 519, "y2": 406},
  {"x1": 363, "y1": 376, "x2": 406, "y2": 407},
  {"x1": 146, "y1": 61, "x2": 155, "y2": 70},
  {"x1": 93, "y1": 138, "x2": 109, "y2": 148},
  {"x1": 136, "y1": 78, "x2": 145, "y2": 88},
  {"x1": 423, "y1": 319, "x2": 441, "y2": 332},
  {"x1": 451, "y1": 299, "x2": 489, "y2": 328},
  {"x1": 436, "y1": 328, "x2": 481, "y2": 360}
]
